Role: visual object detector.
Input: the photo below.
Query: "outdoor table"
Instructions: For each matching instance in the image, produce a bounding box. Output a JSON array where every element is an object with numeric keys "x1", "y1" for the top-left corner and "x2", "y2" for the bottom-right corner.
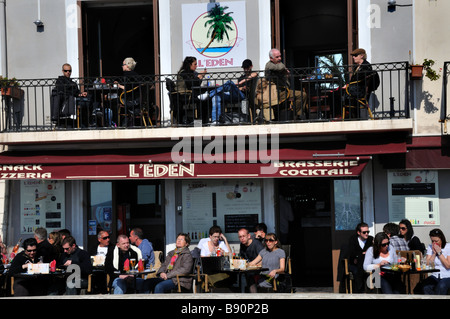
[
  {"x1": 221, "y1": 266, "x2": 269, "y2": 293},
  {"x1": 381, "y1": 265, "x2": 440, "y2": 294},
  {"x1": 112, "y1": 268, "x2": 156, "y2": 292}
]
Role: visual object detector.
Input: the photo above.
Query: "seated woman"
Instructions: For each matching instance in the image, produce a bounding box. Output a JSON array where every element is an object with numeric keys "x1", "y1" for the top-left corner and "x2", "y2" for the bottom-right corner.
[
  {"x1": 363, "y1": 232, "x2": 405, "y2": 294},
  {"x1": 421, "y1": 229, "x2": 450, "y2": 295},
  {"x1": 399, "y1": 218, "x2": 425, "y2": 254},
  {"x1": 146, "y1": 233, "x2": 193, "y2": 293},
  {"x1": 248, "y1": 233, "x2": 285, "y2": 293},
  {"x1": 173, "y1": 56, "x2": 207, "y2": 124}
]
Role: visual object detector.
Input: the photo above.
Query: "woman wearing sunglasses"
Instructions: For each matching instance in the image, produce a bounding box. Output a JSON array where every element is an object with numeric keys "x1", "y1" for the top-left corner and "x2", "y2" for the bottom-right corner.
[
  {"x1": 248, "y1": 233, "x2": 285, "y2": 293},
  {"x1": 363, "y1": 232, "x2": 405, "y2": 294},
  {"x1": 399, "y1": 219, "x2": 425, "y2": 253}
]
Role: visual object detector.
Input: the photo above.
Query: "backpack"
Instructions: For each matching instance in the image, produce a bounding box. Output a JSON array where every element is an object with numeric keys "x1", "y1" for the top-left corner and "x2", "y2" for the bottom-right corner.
[{"x1": 368, "y1": 70, "x2": 380, "y2": 92}]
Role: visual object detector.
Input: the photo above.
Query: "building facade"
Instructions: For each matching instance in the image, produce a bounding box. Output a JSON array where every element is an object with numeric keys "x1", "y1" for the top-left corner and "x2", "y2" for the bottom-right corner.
[{"x1": 0, "y1": 0, "x2": 449, "y2": 292}]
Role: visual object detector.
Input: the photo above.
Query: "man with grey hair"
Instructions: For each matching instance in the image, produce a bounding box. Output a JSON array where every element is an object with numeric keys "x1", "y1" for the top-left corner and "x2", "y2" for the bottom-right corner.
[
  {"x1": 264, "y1": 48, "x2": 308, "y2": 119},
  {"x1": 34, "y1": 227, "x2": 55, "y2": 263}
]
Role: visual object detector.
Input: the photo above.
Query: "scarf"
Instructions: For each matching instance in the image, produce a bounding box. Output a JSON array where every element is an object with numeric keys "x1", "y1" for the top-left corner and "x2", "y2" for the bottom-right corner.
[{"x1": 167, "y1": 248, "x2": 183, "y2": 271}]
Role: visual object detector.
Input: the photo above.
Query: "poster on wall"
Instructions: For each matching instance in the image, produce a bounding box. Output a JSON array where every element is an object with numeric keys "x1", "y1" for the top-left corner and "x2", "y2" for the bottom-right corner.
[
  {"x1": 182, "y1": 1, "x2": 247, "y2": 69},
  {"x1": 20, "y1": 180, "x2": 65, "y2": 234},
  {"x1": 334, "y1": 179, "x2": 361, "y2": 230},
  {"x1": 387, "y1": 170, "x2": 439, "y2": 226},
  {"x1": 182, "y1": 179, "x2": 261, "y2": 242}
]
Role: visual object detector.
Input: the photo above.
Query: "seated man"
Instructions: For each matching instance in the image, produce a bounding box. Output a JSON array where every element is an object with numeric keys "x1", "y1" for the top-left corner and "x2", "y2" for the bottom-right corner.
[
  {"x1": 238, "y1": 228, "x2": 265, "y2": 292},
  {"x1": 51, "y1": 63, "x2": 88, "y2": 126},
  {"x1": 105, "y1": 234, "x2": 148, "y2": 294},
  {"x1": 264, "y1": 49, "x2": 308, "y2": 120},
  {"x1": 197, "y1": 59, "x2": 258, "y2": 125},
  {"x1": 58, "y1": 236, "x2": 92, "y2": 295},
  {"x1": 8, "y1": 238, "x2": 47, "y2": 296},
  {"x1": 129, "y1": 227, "x2": 155, "y2": 267}
]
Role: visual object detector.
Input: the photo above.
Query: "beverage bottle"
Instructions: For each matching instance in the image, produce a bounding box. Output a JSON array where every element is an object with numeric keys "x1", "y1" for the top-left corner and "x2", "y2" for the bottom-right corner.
[{"x1": 12, "y1": 238, "x2": 22, "y2": 254}]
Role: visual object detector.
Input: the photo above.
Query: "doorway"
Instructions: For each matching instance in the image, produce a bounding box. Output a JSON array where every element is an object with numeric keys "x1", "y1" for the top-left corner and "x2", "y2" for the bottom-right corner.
[
  {"x1": 278, "y1": 178, "x2": 334, "y2": 287},
  {"x1": 87, "y1": 180, "x2": 165, "y2": 253},
  {"x1": 82, "y1": 2, "x2": 155, "y2": 78}
]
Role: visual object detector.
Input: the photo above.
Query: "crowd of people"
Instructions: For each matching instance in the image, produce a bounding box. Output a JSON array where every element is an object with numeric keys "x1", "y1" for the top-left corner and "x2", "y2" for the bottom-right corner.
[
  {"x1": 1, "y1": 222, "x2": 289, "y2": 296},
  {"x1": 339, "y1": 220, "x2": 450, "y2": 295}
]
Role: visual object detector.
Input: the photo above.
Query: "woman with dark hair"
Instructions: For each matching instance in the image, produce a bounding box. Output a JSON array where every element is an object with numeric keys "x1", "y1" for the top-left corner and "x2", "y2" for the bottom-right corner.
[
  {"x1": 399, "y1": 219, "x2": 424, "y2": 252},
  {"x1": 173, "y1": 56, "x2": 207, "y2": 124},
  {"x1": 363, "y1": 232, "x2": 405, "y2": 294},
  {"x1": 248, "y1": 233, "x2": 285, "y2": 293},
  {"x1": 421, "y1": 229, "x2": 450, "y2": 294}
]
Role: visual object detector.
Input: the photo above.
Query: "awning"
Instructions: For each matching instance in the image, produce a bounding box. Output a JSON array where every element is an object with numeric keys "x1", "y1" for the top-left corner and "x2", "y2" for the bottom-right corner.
[
  {"x1": 405, "y1": 136, "x2": 450, "y2": 169},
  {"x1": 0, "y1": 149, "x2": 371, "y2": 180},
  {"x1": 345, "y1": 141, "x2": 407, "y2": 155}
]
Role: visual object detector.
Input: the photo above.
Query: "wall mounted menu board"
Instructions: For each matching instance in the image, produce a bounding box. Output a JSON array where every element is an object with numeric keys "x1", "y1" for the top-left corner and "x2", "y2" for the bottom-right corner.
[
  {"x1": 388, "y1": 170, "x2": 439, "y2": 226},
  {"x1": 20, "y1": 180, "x2": 65, "y2": 234},
  {"x1": 182, "y1": 179, "x2": 262, "y2": 242}
]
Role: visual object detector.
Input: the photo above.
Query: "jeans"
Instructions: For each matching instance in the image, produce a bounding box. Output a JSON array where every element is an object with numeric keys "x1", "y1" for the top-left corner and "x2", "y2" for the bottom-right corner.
[
  {"x1": 423, "y1": 276, "x2": 450, "y2": 295},
  {"x1": 112, "y1": 277, "x2": 149, "y2": 294},
  {"x1": 210, "y1": 80, "x2": 245, "y2": 122},
  {"x1": 149, "y1": 278, "x2": 177, "y2": 294}
]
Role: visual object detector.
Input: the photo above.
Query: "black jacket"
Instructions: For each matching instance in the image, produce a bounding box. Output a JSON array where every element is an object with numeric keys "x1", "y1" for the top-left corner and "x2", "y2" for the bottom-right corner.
[
  {"x1": 347, "y1": 233, "x2": 374, "y2": 268},
  {"x1": 8, "y1": 251, "x2": 37, "y2": 276},
  {"x1": 58, "y1": 246, "x2": 92, "y2": 279}
]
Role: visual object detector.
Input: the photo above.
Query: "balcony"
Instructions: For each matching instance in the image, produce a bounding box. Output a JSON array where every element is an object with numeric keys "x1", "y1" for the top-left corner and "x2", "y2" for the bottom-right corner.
[{"x1": 0, "y1": 62, "x2": 413, "y2": 150}]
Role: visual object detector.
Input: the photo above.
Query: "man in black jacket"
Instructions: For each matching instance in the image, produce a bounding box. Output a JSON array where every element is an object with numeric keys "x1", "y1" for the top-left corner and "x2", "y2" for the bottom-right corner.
[
  {"x1": 34, "y1": 227, "x2": 56, "y2": 263},
  {"x1": 347, "y1": 222, "x2": 373, "y2": 293},
  {"x1": 8, "y1": 238, "x2": 47, "y2": 296},
  {"x1": 58, "y1": 236, "x2": 92, "y2": 295}
]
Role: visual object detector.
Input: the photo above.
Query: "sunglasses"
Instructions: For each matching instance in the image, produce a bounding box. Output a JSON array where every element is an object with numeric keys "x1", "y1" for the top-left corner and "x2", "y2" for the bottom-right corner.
[
  {"x1": 399, "y1": 227, "x2": 407, "y2": 230},
  {"x1": 102, "y1": 236, "x2": 110, "y2": 240},
  {"x1": 381, "y1": 242, "x2": 390, "y2": 247},
  {"x1": 63, "y1": 69, "x2": 72, "y2": 73},
  {"x1": 26, "y1": 249, "x2": 37, "y2": 253},
  {"x1": 361, "y1": 231, "x2": 370, "y2": 234},
  {"x1": 264, "y1": 239, "x2": 275, "y2": 243}
]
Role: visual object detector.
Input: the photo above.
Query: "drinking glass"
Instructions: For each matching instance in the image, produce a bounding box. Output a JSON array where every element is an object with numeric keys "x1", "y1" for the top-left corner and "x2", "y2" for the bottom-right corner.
[{"x1": 130, "y1": 258, "x2": 136, "y2": 270}]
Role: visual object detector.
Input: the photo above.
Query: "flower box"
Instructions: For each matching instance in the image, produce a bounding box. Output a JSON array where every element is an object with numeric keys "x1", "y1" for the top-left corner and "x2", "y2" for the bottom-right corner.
[
  {"x1": 410, "y1": 65, "x2": 424, "y2": 80},
  {"x1": 1, "y1": 86, "x2": 24, "y2": 99}
]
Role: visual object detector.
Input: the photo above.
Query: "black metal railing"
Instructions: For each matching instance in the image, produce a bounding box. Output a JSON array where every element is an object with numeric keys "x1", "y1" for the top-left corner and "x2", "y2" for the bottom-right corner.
[{"x1": 0, "y1": 62, "x2": 410, "y2": 132}]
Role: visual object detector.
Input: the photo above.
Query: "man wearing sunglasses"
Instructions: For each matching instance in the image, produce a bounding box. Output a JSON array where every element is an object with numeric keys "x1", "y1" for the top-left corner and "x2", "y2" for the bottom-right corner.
[
  {"x1": 88, "y1": 230, "x2": 113, "y2": 294},
  {"x1": 346, "y1": 222, "x2": 374, "y2": 293},
  {"x1": 51, "y1": 63, "x2": 88, "y2": 126},
  {"x1": 7, "y1": 238, "x2": 47, "y2": 296}
]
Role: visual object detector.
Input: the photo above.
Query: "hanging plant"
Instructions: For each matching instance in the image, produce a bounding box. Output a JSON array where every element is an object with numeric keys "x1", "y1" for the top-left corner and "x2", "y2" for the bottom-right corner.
[{"x1": 422, "y1": 59, "x2": 441, "y2": 81}]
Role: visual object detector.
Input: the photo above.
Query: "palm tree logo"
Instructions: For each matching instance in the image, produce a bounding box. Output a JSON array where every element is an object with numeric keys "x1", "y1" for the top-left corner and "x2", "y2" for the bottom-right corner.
[{"x1": 190, "y1": 4, "x2": 237, "y2": 58}]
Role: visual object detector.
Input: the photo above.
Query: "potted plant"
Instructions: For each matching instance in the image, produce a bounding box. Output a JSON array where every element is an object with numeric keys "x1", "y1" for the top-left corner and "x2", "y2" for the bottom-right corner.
[
  {"x1": 410, "y1": 59, "x2": 441, "y2": 81},
  {"x1": 0, "y1": 76, "x2": 23, "y2": 99}
]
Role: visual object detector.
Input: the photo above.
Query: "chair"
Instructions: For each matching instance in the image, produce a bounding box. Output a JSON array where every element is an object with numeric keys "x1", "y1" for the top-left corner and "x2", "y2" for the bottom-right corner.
[
  {"x1": 343, "y1": 258, "x2": 353, "y2": 294},
  {"x1": 166, "y1": 78, "x2": 196, "y2": 126},
  {"x1": 396, "y1": 250, "x2": 423, "y2": 294},
  {"x1": 342, "y1": 81, "x2": 374, "y2": 120},
  {"x1": 254, "y1": 78, "x2": 289, "y2": 123},
  {"x1": 118, "y1": 84, "x2": 154, "y2": 127},
  {"x1": 173, "y1": 257, "x2": 205, "y2": 293},
  {"x1": 273, "y1": 251, "x2": 293, "y2": 293},
  {"x1": 142, "y1": 250, "x2": 163, "y2": 279}
]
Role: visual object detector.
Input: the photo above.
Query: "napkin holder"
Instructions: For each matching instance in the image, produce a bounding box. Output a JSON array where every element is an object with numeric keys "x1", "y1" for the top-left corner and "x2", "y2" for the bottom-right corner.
[
  {"x1": 27, "y1": 263, "x2": 50, "y2": 274},
  {"x1": 232, "y1": 259, "x2": 247, "y2": 270}
]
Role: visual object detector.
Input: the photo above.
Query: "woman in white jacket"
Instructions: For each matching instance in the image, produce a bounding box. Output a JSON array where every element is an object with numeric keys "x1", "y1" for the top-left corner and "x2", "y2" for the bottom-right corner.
[{"x1": 363, "y1": 232, "x2": 405, "y2": 294}]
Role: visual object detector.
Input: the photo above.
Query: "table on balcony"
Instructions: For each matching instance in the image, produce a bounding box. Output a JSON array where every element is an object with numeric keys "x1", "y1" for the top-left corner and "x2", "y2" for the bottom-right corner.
[
  {"x1": 301, "y1": 77, "x2": 339, "y2": 119},
  {"x1": 86, "y1": 85, "x2": 120, "y2": 127}
]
